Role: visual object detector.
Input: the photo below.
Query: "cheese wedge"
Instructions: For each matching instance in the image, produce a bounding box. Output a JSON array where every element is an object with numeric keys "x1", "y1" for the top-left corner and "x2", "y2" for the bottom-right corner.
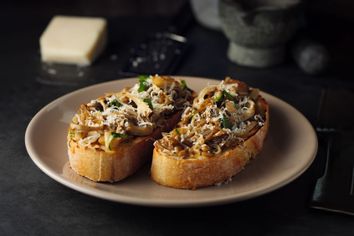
[{"x1": 40, "y1": 15, "x2": 107, "y2": 66}]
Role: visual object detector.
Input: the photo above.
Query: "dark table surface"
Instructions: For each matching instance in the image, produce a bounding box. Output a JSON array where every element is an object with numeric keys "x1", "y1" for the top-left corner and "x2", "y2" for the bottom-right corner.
[{"x1": 1, "y1": 10, "x2": 354, "y2": 236}]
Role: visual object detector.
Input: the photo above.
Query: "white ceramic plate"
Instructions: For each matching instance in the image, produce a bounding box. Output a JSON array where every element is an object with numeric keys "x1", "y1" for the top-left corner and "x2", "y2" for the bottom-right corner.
[{"x1": 25, "y1": 77, "x2": 317, "y2": 207}]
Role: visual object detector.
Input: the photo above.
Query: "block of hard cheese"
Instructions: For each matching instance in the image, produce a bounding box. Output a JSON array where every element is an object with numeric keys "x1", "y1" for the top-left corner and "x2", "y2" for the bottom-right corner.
[{"x1": 40, "y1": 16, "x2": 107, "y2": 66}]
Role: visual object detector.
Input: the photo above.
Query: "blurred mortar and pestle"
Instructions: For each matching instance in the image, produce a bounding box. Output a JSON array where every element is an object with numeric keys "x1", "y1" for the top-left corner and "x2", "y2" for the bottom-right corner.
[{"x1": 219, "y1": 0, "x2": 302, "y2": 68}]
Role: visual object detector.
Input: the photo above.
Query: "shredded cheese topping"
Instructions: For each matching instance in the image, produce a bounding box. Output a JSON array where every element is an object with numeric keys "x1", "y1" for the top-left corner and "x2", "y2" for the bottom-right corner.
[
  {"x1": 68, "y1": 75, "x2": 194, "y2": 152},
  {"x1": 154, "y1": 77, "x2": 267, "y2": 159}
]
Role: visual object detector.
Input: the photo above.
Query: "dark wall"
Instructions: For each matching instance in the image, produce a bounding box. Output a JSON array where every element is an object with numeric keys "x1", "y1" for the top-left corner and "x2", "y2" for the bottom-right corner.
[{"x1": 4, "y1": 0, "x2": 188, "y2": 17}]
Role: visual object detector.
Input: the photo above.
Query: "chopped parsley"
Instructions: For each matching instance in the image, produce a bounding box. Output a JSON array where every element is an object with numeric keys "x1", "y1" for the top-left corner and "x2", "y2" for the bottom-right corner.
[
  {"x1": 223, "y1": 90, "x2": 236, "y2": 101},
  {"x1": 138, "y1": 75, "x2": 149, "y2": 92},
  {"x1": 213, "y1": 90, "x2": 235, "y2": 104},
  {"x1": 143, "y1": 98, "x2": 153, "y2": 109},
  {"x1": 214, "y1": 91, "x2": 223, "y2": 102},
  {"x1": 108, "y1": 99, "x2": 122, "y2": 108},
  {"x1": 181, "y1": 80, "x2": 188, "y2": 90},
  {"x1": 106, "y1": 132, "x2": 129, "y2": 150},
  {"x1": 233, "y1": 100, "x2": 239, "y2": 109},
  {"x1": 175, "y1": 128, "x2": 180, "y2": 135},
  {"x1": 221, "y1": 115, "x2": 232, "y2": 129}
]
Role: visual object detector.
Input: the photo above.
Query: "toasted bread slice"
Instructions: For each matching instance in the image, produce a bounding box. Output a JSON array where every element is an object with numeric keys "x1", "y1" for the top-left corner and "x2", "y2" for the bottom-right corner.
[
  {"x1": 152, "y1": 78, "x2": 269, "y2": 189},
  {"x1": 67, "y1": 75, "x2": 194, "y2": 182}
]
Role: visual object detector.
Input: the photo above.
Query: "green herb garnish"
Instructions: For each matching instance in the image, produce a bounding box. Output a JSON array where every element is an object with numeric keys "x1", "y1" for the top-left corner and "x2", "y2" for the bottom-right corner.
[
  {"x1": 233, "y1": 100, "x2": 239, "y2": 109},
  {"x1": 214, "y1": 91, "x2": 223, "y2": 102},
  {"x1": 143, "y1": 98, "x2": 153, "y2": 109},
  {"x1": 139, "y1": 75, "x2": 148, "y2": 81},
  {"x1": 138, "y1": 75, "x2": 149, "y2": 92},
  {"x1": 111, "y1": 132, "x2": 129, "y2": 139},
  {"x1": 221, "y1": 115, "x2": 232, "y2": 129},
  {"x1": 175, "y1": 128, "x2": 180, "y2": 135},
  {"x1": 181, "y1": 80, "x2": 188, "y2": 90},
  {"x1": 223, "y1": 90, "x2": 235, "y2": 100},
  {"x1": 108, "y1": 99, "x2": 122, "y2": 108},
  {"x1": 106, "y1": 132, "x2": 129, "y2": 150}
]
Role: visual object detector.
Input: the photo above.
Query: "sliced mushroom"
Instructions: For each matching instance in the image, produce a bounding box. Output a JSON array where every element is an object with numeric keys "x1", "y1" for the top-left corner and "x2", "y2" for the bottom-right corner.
[
  {"x1": 103, "y1": 131, "x2": 123, "y2": 150},
  {"x1": 224, "y1": 77, "x2": 236, "y2": 84},
  {"x1": 152, "y1": 76, "x2": 176, "y2": 89},
  {"x1": 212, "y1": 145, "x2": 222, "y2": 154},
  {"x1": 126, "y1": 123, "x2": 154, "y2": 136},
  {"x1": 193, "y1": 85, "x2": 217, "y2": 108},
  {"x1": 199, "y1": 85, "x2": 217, "y2": 99},
  {"x1": 234, "y1": 121, "x2": 258, "y2": 138},
  {"x1": 117, "y1": 91, "x2": 152, "y2": 117},
  {"x1": 238, "y1": 100, "x2": 256, "y2": 122},
  {"x1": 203, "y1": 129, "x2": 218, "y2": 142},
  {"x1": 225, "y1": 100, "x2": 236, "y2": 113},
  {"x1": 78, "y1": 131, "x2": 100, "y2": 147},
  {"x1": 198, "y1": 98, "x2": 213, "y2": 112},
  {"x1": 235, "y1": 81, "x2": 249, "y2": 95}
]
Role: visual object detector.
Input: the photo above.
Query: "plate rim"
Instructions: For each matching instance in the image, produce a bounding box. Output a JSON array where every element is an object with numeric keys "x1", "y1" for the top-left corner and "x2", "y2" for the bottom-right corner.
[{"x1": 25, "y1": 76, "x2": 318, "y2": 207}]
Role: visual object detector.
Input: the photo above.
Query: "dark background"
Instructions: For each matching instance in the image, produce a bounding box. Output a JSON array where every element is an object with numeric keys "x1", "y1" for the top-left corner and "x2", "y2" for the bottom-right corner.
[{"x1": 1, "y1": 0, "x2": 354, "y2": 235}]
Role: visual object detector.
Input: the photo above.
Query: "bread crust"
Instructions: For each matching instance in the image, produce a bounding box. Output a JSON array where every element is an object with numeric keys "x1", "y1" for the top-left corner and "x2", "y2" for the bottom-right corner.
[
  {"x1": 68, "y1": 112, "x2": 181, "y2": 182},
  {"x1": 151, "y1": 100, "x2": 269, "y2": 189}
]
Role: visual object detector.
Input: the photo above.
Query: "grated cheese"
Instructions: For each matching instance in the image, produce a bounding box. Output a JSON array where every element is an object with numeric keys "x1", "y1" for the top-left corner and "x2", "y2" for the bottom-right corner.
[
  {"x1": 155, "y1": 79, "x2": 266, "y2": 159},
  {"x1": 70, "y1": 75, "x2": 193, "y2": 150}
]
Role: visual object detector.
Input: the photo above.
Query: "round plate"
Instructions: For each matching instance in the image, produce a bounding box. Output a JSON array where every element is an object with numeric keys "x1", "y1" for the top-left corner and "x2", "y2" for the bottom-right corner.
[{"x1": 25, "y1": 77, "x2": 317, "y2": 207}]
